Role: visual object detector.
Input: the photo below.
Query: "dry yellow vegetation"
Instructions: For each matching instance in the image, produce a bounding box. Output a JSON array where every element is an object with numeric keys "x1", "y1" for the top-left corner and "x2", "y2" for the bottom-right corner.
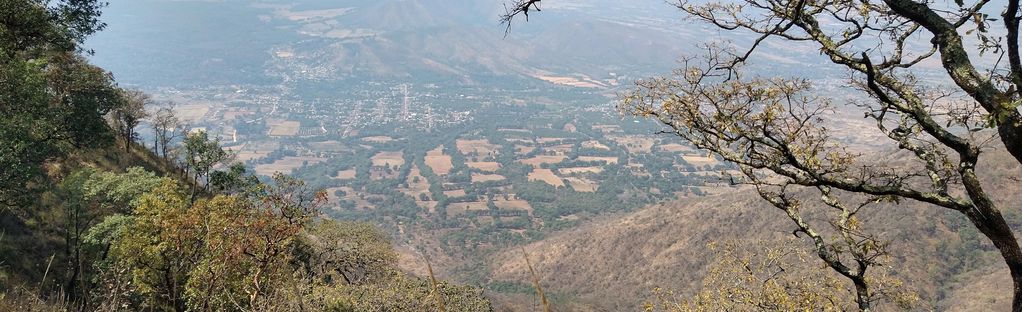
[
  {"x1": 402, "y1": 165, "x2": 431, "y2": 197},
  {"x1": 268, "y1": 120, "x2": 301, "y2": 137},
  {"x1": 515, "y1": 145, "x2": 536, "y2": 155},
  {"x1": 581, "y1": 140, "x2": 611, "y2": 150},
  {"x1": 545, "y1": 144, "x2": 574, "y2": 154},
  {"x1": 424, "y1": 146, "x2": 453, "y2": 175},
  {"x1": 578, "y1": 156, "x2": 619, "y2": 164},
  {"x1": 370, "y1": 151, "x2": 405, "y2": 167},
  {"x1": 493, "y1": 199, "x2": 533, "y2": 214},
  {"x1": 334, "y1": 169, "x2": 357, "y2": 180},
  {"x1": 607, "y1": 135, "x2": 654, "y2": 153},
  {"x1": 361, "y1": 136, "x2": 395, "y2": 143},
  {"x1": 467, "y1": 161, "x2": 501, "y2": 172},
  {"x1": 174, "y1": 103, "x2": 211, "y2": 122},
  {"x1": 536, "y1": 137, "x2": 568, "y2": 144},
  {"x1": 456, "y1": 139, "x2": 501, "y2": 155},
  {"x1": 471, "y1": 173, "x2": 506, "y2": 183},
  {"x1": 682, "y1": 154, "x2": 718, "y2": 166},
  {"x1": 565, "y1": 177, "x2": 598, "y2": 192},
  {"x1": 533, "y1": 74, "x2": 606, "y2": 88},
  {"x1": 528, "y1": 169, "x2": 564, "y2": 187},
  {"x1": 520, "y1": 155, "x2": 567, "y2": 167},
  {"x1": 446, "y1": 202, "x2": 489, "y2": 216},
  {"x1": 443, "y1": 189, "x2": 467, "y2": 197},
  {"x1": 659, "y1": 143, "x2": 693, "y2": 153},
  {"x1": 235, "y1": 150, "x2": 270, "y2": 162},
  {"x1": 558, "y1": 167, "x2": 604, "y2": 174}
]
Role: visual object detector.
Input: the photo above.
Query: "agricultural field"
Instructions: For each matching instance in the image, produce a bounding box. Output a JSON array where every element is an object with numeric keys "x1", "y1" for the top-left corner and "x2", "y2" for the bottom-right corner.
[
  {"x1": 471, "y1": 173, "x2": 506, "y2": 183},
  {"x1": 545, "y1": 144, "x2": 574, "y2": 154},
  {"x1": 334, "y1": 169, "x2": 357, "y2": 179},
  {"x1": 456, "y1": 139, "x2": 501, "y2": 156},
  {"x1": 327, "y1": 186, "x2": 377, "y2": 211},
  {"x1": 578, "y1": 156, "x2": 619, "y2": 164},
  {"x1": 444, "y1": 189, "x2": 467, "y2": 197},
  {"x1": 528, "y1": 169, "x2": 565, "y2": 187},
  {"x1": 607, "y1": 135, "x2": 654, "y2": 153},
  {"x1": 447, "y1": 202, "x2": 490, "y2": 216},
  {"x1": 174, "y1": 103, "x2": 211, "y2": 122},
  {"x1": 565, "y1": 177, "x2": 598, "y2": 192},
  {"x1": 268, "y1": 120, "x2": 301, "y2": 137},
  {"x1": 401, "y1": 166, "x2": 431, "y2": 198},
  {"x1": 254, "y1": 156, "x2": 325, "y2": 176},
  {"x1": 536, "y1": 137, "x2": 570, "y2": 144},
  {"x1": 236, "y1": 150, "x2": 271, "y2": 163},
  {"x1": 425, "y1": 146, "x2": 453, "y2": 175},
  {"x1": 370, "y1": 151, "x2": 405, "y2": 167},
  {"x1": 307, "y1": 140, "x2": 349, "y2": 153},
  {"x1": 682, "y1": 154, "x2": 718, "y2": 166},
  {"x1": 515, "y1": 145, "x2": 536, "y2": 155},
  {"x1": 362, "y1": 136, "x2": 395, "y2": 143},
  {"x1": 505, "y1": 138, "x2": 534, "y2": 144},
  {"x1": 559, "y1": 167, "x2": 604, "y2": 174},
  {"x1": 466, "y1": 162, "x2": 501, "y2": 172},
  {"x1": 262, "y1": 100, "x2": 731, "y2": 270},
  {"x1": 581, "y1": 140, "x2": 611, "y2": 150},
  {"x1": 520, "y1": 155, "x2": 568, "y2": 167},
  {"x1": 234, "y1": 142, "x2": 279, "y2": 163},
  {"x1": 221, "y1": 109, "x2": 252, "y2": 121},
  {"x1": 493, "y1": 199, "x2": 533, "y2": 214},
  {"x1": 658, "y1": 143, "x2": 692, "y2": 153}
]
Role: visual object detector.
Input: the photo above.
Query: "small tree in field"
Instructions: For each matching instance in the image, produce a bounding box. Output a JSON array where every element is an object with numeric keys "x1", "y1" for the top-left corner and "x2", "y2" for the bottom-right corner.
[{"x1": 504, "y1": 0, "x2": 1022, "y2": 310}]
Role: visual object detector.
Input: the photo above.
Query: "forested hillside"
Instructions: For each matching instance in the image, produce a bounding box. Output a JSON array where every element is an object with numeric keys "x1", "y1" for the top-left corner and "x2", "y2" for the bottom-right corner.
[{"x1": 0, "y1": 1, "x2": 491, "y2": 311}]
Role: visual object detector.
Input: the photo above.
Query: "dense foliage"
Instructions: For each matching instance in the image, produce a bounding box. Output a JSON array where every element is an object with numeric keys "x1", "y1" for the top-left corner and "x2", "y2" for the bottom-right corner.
[{"x1": 0, "y1": 1, "x2": 493, "y2": 310}]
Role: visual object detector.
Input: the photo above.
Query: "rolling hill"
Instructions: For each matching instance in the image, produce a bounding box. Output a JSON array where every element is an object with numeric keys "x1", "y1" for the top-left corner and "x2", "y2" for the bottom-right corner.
[{"x1": 480, "y1": 147, "x2": 1022, "y2": 311}]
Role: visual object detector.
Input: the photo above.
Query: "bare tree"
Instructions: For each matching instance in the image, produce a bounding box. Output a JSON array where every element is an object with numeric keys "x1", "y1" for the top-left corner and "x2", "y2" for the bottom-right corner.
[
  {"x1": 110, "y1": 89, "x2": 150, "y2": 150},
  {"x1": 508, "y1": 0, "x2": 1022, "y2": 310},
  {"x1": 151, "y1": 104, "x2": 181, "y2": 160},
  {"x1": 500, "y1": 0, "x2": 542, "y2": 36}
]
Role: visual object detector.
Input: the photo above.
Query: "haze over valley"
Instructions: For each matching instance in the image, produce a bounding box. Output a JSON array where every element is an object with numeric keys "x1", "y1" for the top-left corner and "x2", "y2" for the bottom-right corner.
[{"x1": 5, "y1": 0, "x2": 1021, "y2": 310}]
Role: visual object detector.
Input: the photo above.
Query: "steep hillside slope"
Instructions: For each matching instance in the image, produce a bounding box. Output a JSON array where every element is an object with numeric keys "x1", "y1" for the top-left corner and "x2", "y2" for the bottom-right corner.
[
  {"x1": 486, "y1": 148, "x2": 1022, "y2": 311},
  {"x1": 0, "y1": 142, "x2": 179, "y2": 287}
]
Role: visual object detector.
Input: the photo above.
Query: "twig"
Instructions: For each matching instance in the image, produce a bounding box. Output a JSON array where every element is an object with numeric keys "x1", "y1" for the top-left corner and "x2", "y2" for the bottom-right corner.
[
  {"x1": 40, "y1": 254, "x2": 55, "y2": 290},
  {"x1": 521, "y1": 247, "x2": 550, "y2": 312},
  {"x1": 425, "y1": 256, "x2": 446, "y2": 312}
]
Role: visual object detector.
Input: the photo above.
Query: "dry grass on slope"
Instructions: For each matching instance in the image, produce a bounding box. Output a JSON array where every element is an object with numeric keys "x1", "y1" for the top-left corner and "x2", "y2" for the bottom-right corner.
[
  {"x1": 488, "y1": 191, "x2": 790, "y2": 310},
  {"x1": 487, "y1": 187, "x2": 1018, "y2": 311},
  {"x1": 485, "y1": 144, "x2": 1022, "y2": 311}
]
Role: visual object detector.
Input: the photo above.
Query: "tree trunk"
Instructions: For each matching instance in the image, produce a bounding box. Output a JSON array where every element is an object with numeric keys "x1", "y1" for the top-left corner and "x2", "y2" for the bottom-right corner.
[
  {"x1": 962, "y1": 204, "x2": 1022, "y2": 312},
  {"x1": 998, "y1": 123, "x2": 1022, "y2": 169},
  {"x1": 853, "y1": 279, "x2": 871, "y2": 312}
]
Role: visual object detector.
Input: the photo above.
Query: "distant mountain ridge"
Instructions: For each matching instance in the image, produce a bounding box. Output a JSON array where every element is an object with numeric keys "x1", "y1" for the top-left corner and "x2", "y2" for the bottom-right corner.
[{"x1": 86, "y1": 0, "x2": 731, "y2": 87}]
